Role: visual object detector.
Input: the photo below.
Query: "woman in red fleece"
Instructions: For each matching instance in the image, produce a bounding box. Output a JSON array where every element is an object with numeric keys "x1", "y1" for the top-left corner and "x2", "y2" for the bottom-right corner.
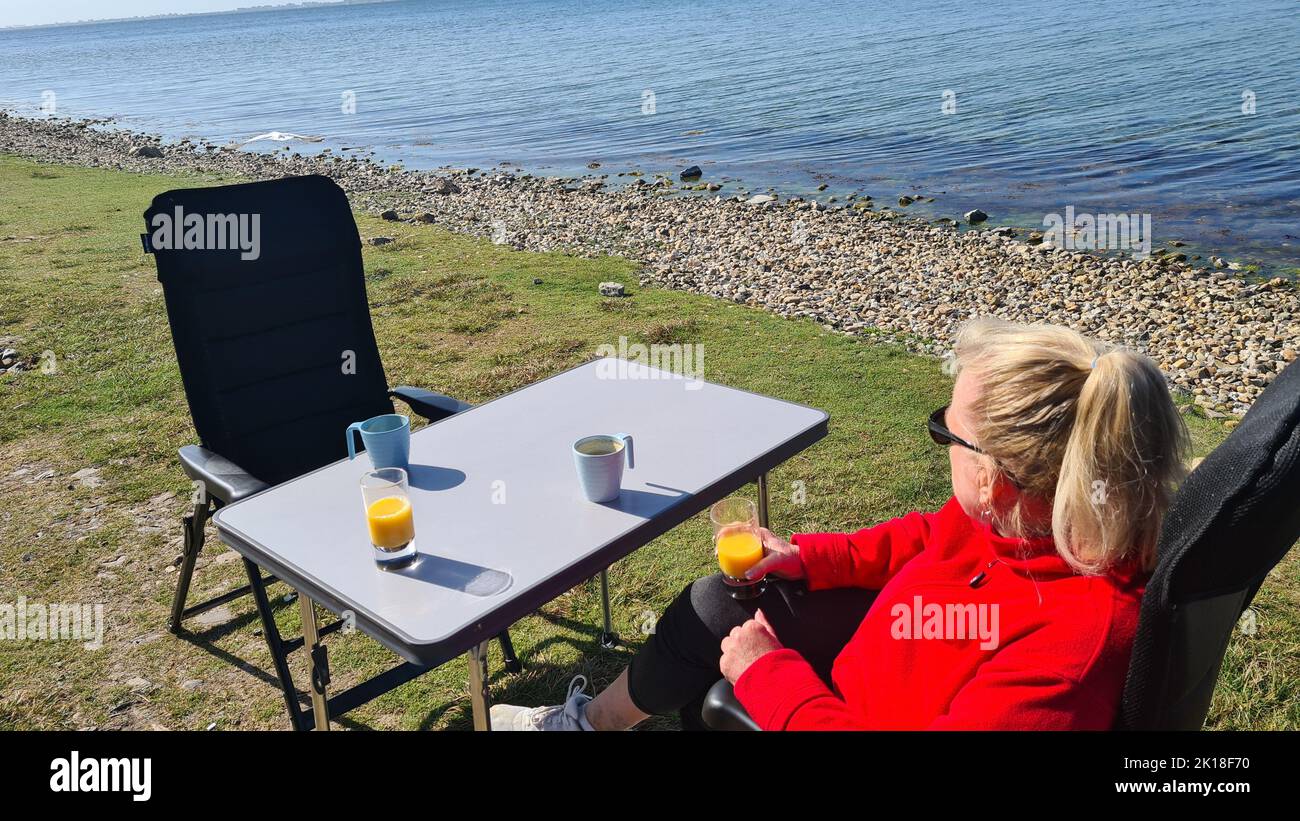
[{"x1": 491, "y1": 318, "x2": 1189, "y2": 730}]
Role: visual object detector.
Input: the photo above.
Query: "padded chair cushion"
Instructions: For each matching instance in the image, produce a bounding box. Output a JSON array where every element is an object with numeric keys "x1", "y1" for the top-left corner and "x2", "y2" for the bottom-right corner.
[
  {"x1": 146, "y1": 176, "x2": 393, "y2": 485},
  {"x1": 1158, "y1": 363, "x2": 1300, "y2": 602},
  {"x1": 178, "y1": 444, "x2": 270, "y2": 506}
]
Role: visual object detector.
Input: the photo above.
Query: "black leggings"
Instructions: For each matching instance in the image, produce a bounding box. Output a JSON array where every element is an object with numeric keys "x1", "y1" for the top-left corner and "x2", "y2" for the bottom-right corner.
[{"x1": 627, "y1": 575, "x2": 876, "y2": 726}]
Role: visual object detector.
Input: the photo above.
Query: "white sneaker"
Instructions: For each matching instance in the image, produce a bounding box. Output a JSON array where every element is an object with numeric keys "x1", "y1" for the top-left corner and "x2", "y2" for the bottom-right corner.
[{"x1": 490, "y1": 675, "x2": 594, "y2": 731}]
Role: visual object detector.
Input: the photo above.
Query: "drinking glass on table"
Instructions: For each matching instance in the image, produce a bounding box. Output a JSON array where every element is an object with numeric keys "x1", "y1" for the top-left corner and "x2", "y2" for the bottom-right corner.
[
  {"x1": 360, "y1": 467, "x2": 418, "y2": 569},
  {"x1": 710, "y1": 497, "x2": 767, "y2": 600}
]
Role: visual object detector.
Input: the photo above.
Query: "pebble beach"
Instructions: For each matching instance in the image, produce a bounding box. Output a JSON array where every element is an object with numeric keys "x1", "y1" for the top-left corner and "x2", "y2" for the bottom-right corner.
[{"x1": 3, "y1": 112, "x2": 1296, "y2": 418}]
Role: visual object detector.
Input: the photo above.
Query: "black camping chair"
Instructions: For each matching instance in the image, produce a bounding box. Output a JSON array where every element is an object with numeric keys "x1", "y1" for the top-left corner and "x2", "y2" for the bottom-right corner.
[
  {"x1": 1118, "y1": 355, "x2": 1300, "y2": 729},
  {"x1": 702, "y1": 358, "x2": 1300, "y2": 731},
  {"x1": 146, "y1": 174, "x2": 519, "y2": 730}
]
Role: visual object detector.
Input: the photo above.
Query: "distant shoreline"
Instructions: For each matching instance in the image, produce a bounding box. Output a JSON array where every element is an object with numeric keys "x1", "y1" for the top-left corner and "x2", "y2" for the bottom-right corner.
[
  {"x1": 0, "y1": 0, "x2": 394, "y2": 33},
  {"x1": 3, "y1": 111, "x2": 1295, "y2": 418}
]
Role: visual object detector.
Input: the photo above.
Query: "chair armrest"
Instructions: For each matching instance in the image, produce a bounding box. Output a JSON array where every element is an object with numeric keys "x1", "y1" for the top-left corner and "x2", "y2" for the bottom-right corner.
[
  {"x1": 702, "y1": 679, "x2": 762, "y2": 731},
  {"x1": 389, "y1": 386, "x2": 473, "y2": 422},
  {"x1": 178, "y1": 445, "x2": 270, "y2": 507}
]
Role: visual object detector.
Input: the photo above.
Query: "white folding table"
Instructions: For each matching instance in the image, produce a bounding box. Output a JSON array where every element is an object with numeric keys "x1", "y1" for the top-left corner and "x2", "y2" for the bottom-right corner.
[{"x1": 214, "y1": 358, "x2": 828, "y2": 729}]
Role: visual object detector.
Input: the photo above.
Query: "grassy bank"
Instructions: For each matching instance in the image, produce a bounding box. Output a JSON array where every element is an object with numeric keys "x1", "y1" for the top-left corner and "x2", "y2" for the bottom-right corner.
[{"x1": 0, "y1": 154, "x2": 1294, "y2": 730}]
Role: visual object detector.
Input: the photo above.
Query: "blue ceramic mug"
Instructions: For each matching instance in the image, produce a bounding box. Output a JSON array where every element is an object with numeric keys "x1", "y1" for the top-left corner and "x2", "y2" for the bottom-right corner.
[
  {"x1": 573, "y1": 433, "x2": 634, "y2": 503},
  {"x1": 347, "y1": 413, "x2": 411, "y2": 470}
]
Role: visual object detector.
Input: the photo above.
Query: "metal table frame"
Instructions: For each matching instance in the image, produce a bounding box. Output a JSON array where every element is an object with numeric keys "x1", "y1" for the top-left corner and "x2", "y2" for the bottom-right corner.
[{"x1": 172, "y1": 496, "x2": 520, "y2": 732}]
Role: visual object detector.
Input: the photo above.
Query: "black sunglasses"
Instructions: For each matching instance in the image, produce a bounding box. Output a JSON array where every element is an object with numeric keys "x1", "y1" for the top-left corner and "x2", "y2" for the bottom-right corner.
[{"x1": 928, "y1": 405, "x2": 985, "y2": 454}]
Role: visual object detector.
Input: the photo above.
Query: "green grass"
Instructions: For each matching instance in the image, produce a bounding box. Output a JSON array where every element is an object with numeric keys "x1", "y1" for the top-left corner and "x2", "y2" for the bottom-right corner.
[{"x1": 0, "y1": 154, "x2": 1295, "y2": 730}]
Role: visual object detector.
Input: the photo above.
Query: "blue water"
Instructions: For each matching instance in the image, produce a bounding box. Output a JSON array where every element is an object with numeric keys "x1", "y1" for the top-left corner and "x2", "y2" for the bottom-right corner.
[{"x1": 1, "y1": 0, "x2": 1298, "y2": 268}]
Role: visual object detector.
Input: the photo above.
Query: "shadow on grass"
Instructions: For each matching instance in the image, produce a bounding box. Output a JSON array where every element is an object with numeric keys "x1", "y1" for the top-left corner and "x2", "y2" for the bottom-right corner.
[
  {"x1": 171, "y1": 590, "x2": 653, "y2": 731},
  {"x1": 171, "y1": 592, "x2": 298, "y2": 692},
  {"x1": 173, "y1": 602, "x2": 384, "y2": 731}
]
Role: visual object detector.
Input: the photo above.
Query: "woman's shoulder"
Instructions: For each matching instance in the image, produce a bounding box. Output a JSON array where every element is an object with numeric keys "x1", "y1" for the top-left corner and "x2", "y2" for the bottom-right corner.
[{"x1": 1013, "y1": 566, "x2": 1146, "y2": 684}]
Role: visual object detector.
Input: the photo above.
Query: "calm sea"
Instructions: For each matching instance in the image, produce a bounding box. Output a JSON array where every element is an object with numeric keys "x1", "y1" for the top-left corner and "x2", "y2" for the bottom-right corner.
[{"x1": 1, "y1": 0, "x2": 1298, "y2": 268}]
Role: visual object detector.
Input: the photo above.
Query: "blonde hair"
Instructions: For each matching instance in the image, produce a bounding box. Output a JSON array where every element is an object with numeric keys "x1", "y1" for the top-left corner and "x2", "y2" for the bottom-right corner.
[{"x1": 945, "y1": 318, "x2": 1189, "y2": 574}]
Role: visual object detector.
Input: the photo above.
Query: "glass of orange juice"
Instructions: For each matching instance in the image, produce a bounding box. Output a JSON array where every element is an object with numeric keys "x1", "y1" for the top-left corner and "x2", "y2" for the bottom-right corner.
[
  {"x1": 360, "y1": 468, "x2": 418, "y2": 569},
  {"x1": 710, "y1": 498, "x2": 767, "y2": 599}
]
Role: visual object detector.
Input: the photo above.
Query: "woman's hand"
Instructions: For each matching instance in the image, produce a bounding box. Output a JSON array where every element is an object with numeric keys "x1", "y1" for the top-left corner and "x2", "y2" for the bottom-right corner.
[
  {"x1": 742, "y1": 527, "x2": 804, "y2": 581},
  {"x1": 720, "y1": 609, "x2": 783, "y2": 684}
]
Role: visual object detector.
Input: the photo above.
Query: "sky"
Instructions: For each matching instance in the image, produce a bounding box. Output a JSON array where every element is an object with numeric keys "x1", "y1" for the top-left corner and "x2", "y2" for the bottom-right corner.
[{"x1": 0, "y1": 1, "x2": 306, "y2": 29}]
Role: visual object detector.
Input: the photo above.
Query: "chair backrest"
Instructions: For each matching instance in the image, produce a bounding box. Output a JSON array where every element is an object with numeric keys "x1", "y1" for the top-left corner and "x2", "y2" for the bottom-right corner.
[
  {"x1": 145, "y1": 175, "x2": 393, "y2": 486},
  {"x1": 1119, "y1": 358, "x2": 1300, "y2": 729}
]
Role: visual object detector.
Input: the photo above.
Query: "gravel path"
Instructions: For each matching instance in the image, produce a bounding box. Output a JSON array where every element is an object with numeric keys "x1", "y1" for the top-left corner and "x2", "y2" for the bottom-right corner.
[{"x1": 3, "y1": 112, "x2": 1295, "y2": 417}]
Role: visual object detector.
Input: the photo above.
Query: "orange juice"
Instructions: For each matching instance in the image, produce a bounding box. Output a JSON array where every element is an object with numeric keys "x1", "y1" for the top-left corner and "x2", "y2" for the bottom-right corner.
[
  {"x1": 366, "y1": 496, "x2": 414, "y2": 550},
  {"x1": 717, "y1": 530, "x2": 763, "y2": 578}
]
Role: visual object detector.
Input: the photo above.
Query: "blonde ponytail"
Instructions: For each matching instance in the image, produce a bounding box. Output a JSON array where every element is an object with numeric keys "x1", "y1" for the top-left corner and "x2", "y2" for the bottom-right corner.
[{"x1": 948, "y1": 319, "x2": 1189, "y2": 573}]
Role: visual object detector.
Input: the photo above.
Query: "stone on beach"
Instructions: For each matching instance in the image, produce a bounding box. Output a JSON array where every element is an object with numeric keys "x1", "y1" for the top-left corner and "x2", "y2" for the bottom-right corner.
[
  {"x1": 428, "y1": 177, "x2": 461, "y2": 195},
  {"x1": 964, "y1": 208, "x2": 988, "y2": 224},
  {"x1": 599, "y1": 281, "x2": 626, "y2": 297}
]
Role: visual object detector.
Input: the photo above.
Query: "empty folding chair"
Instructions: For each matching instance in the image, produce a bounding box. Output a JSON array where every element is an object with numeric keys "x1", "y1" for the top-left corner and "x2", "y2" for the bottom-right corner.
[{"x1": 145, "y1": 174, "x2": 519, "y2": 730}]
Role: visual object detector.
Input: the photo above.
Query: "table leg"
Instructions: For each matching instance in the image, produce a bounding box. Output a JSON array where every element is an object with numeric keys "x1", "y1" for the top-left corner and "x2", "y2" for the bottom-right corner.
[
  {"x1": 467, "y1": 639, "x2": 492, "y2": 731},
  {"x1": 599, "y1": 569, "x2": 618, "y2": 649},
  {"x1": 298, "y1": 594, "x2": 330, "y2": 731},
  {"x1": 757, "y1": 472, "x2": 770, "y2": 528}
]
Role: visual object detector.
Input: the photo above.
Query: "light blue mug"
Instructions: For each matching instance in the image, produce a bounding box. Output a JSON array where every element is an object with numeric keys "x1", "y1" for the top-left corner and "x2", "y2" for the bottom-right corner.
[
  {"x1": 347, "y1": 413, "x2": 411, "y2": 470},
  {"x1": 573, "y1": 433, "x2": 634, "y2": 503}
]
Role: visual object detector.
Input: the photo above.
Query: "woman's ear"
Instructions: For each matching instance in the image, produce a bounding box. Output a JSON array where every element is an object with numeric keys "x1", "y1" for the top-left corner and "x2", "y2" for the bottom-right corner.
[
  {"x1": 991, "y1": 468, "x2": 1025, "y2": 514},
  {"x1": 977, "y1": 459, "x2": 1019, "y2": 513},
  {"x1": 975, "y1": 460, "x2": 996, "y2": 510}
]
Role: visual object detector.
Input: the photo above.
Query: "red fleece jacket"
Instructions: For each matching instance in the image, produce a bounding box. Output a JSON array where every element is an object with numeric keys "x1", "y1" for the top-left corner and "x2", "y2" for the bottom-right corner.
[{"x1": 733, "y1": 497, "x2": 1146, "y2": 730}]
